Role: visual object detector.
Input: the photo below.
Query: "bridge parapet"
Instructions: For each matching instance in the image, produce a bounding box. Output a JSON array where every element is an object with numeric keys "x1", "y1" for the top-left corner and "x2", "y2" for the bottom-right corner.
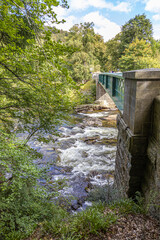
[{"x1": 98, "y1": 72, "x2": 124, "y2": 111}]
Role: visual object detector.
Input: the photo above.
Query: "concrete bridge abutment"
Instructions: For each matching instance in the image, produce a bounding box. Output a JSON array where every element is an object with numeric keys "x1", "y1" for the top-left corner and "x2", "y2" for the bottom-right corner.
[{"x1": 114, "y1": 69, "x2": 160, "y2": 218}]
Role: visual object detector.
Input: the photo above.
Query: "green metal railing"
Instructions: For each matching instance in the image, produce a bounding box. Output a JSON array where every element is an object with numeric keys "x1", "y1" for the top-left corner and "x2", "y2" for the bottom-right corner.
[{"x1": 99, "y1": 72, "x2": 124, "y2": 111}]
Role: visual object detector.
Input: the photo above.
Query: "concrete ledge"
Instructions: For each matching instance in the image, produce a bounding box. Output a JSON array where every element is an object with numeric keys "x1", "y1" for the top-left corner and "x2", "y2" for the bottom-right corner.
[{"x1": 123, "y1": 68, "x2": 160, "y2": 80}]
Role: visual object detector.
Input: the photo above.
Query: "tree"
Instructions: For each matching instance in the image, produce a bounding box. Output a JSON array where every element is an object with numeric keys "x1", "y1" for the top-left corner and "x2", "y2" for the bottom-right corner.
[
  {"x1": 0, "y1": 0, "x2": 75, "y2": 138},
  {"x1": 104, "y1": 14, "x2": 156, "y2": 72},
  {"x1": 120, "y1": 14, "x2": 153, "y2": 54},
  {"x1": 105, "y1": 33, "x2": 121, "y2": 71},
  {"x1": 93, "y1": 33, "x2": 107, "y2": 71},
  {"x1": 65, "y1": 22, "x2": 106, "y2": 83},
  {"x1": 0, "y1": 1, "x2": 78, "y2": 238},
  {"x1": 118, "y1": 38, "x2": 160, "y2": 71},
  {"x1": 151, "y1": 39, "x2": 160, "y2": 60}
]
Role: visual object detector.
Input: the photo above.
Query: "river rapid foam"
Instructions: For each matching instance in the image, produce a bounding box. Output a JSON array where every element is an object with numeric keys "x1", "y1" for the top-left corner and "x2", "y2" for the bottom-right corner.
[{"x1": 26, "y1": 109, "x2": 118, "y2": 210}]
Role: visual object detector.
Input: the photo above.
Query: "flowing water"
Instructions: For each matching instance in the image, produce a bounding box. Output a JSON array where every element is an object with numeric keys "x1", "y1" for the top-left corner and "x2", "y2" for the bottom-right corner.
[{"x1": 25, "y1": 109, "x2": 118, "y2": 210}]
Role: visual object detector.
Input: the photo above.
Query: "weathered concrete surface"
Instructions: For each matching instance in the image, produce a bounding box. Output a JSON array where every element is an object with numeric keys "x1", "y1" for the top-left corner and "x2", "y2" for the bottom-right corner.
[
  {"x1": 142, "y1": 96, "x2": 160, "y2": 219},
  {"x1": 115, "y1": 114, "x2": 147, "y2": 197},
  {"x1": 123, "y1": 68, "x2": 160, "y2": 80},
  {"x1": 115, "y1": 69, "x2": 160, "y2": 219},
  {"x1": 95, "y1": 74, "x2": 116, "y2": 109},
  {"x1": 152, "y1": 96, "x2": 160, "y2": 142},
  {"x1": 123, "y1": 70, "x2": 160, "y2": 136}
]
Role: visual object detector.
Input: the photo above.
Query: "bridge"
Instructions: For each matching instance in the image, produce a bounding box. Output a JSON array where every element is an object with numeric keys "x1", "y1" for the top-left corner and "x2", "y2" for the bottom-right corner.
[
  {"x1": 98, "y1": 72, "x2": 124, "y2": 111},
  {"x1": 95, "y1": 69, "x2": 160, "y2": 219}
]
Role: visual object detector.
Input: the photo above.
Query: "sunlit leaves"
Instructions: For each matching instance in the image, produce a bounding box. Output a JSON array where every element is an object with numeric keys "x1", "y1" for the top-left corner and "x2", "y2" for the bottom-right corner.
[
  {"x1": 65, "y1": 22, "x2": 106, "y2": 82},
  {"x1": 0, "y1": 0, "x2": 76, "y2": 138},
  {"x1": 103, "y1": 14, "x2": 160, "y2": 72},
  {"x1": 118, "y1": 38, "x2": 160, "y2": 71},
  {"x1": 120, "y1": 14, "x2": 153, "y2": 54}
]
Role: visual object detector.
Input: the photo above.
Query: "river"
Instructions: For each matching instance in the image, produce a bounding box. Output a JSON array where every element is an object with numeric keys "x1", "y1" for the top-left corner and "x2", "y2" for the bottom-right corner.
[{"x1": 25, "y1": 107, "x2": 118, "y2": 211}]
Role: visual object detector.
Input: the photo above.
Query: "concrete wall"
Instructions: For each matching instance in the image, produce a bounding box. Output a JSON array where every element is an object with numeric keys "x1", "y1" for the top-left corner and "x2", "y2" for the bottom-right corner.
[
  {"x1": 95, "y1": 73, "x2": 116, "y2": 109},
  {"x1": 142, "y1": 96, "x2": 160, "y2": 219},
  {"x1": 114, "y1": 69, "x2": 160, "y2": 219}
]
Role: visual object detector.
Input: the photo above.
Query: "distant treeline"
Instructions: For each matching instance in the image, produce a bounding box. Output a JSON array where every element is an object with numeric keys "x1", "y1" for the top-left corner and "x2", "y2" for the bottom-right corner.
[{"x1": 52, "y1": 14, "x2": 160, "y2": 83}]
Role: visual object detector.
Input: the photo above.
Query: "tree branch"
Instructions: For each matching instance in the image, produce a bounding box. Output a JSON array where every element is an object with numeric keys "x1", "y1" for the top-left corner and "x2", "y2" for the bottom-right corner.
[
  {"x1": 0, "y1": 105, "x2": 19, "y2": 110},
  {"x1": 10, "y1": 0, "x2": 31, "y2": 25},
  {"x1": 0, "y1": 61, "x2": 33, "y2": 87}
]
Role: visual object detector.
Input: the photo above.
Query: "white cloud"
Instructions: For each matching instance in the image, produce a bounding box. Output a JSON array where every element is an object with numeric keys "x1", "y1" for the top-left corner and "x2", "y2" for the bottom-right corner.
[
  {"x1": 69, "y1": 0, "x2": 131, "y2": 12},
  {"x1": 83, "y1": 11, "x2": 121, "y2": 41},
  {"x1": 45, "y1": 6, "x2": 77, "y2": 31},
  {"x1": 153, "y1": 14, "x2": 160, "y2": 21},
  {"x1": 153, "y1": 24, "x2": 160, "y2": 40},
  {"x1": 49, "y1": 6, "x2": 77, "y2": 31},
  {"x1": 69, "y1": 0, "x2": 113, "y2": 11},
  {"x1": 111, "y1": 2, "x2": 131, "y2": 12},
  {"x1": 50, "y1": 6, "x2": 121, "y2": 41},
  {"x1": 56, "y1": 15, "x2": 78, "y2": 31},
  {"x1": 69, "y1": 0, "x2": 89, "y2": 11},
  {"x1": 145, "y1": 0, "x2": 160, "y2": 13},
  {"x1": 52, "y1": 6, "x2": 69, "y2": 18}
]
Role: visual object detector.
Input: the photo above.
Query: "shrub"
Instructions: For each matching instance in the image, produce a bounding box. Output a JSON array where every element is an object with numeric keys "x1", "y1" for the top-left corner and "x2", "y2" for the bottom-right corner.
[
  {"x1": 87, "y1": 184, "x2": 123, "y2": 204},
  {"x1": 0, "y1": 131, "x2": 61, "y2": 239}
]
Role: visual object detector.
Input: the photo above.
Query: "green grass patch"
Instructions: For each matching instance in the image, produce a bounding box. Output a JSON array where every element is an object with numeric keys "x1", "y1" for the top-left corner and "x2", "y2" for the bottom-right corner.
[
  {"x1": 110, "y1": 198, "x2": 145, "y2": 215},
  {"x1": 81, "y1": 80, "x2": 94, "y2": 91},
  {"x1": 40, "y1": 197, "x2": 146, "y2": 240},
  {"x1": 42, "y1": 202, "x2": 118, "y2": 240}
]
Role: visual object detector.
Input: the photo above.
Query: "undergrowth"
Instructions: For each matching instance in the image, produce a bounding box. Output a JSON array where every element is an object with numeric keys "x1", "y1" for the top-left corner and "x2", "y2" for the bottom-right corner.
[
  {"x1": 79, "y1": 80, "x2": 96, "y2": 104},
  {"x1": 41, "y1": 202, "x2": 118, "y2": 240},
  {"x1": 1, "y1": 190, "x2": 146, "y2": 240},
  {"x1": 33, "y1": 187, "x2": 146, "y2": 240},
  {"x1": 36, "y1": 197, "x2": 145, "y2": 240}
]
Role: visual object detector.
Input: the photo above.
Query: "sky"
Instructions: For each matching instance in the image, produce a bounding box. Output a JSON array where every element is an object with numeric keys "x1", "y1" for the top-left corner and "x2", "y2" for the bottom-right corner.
[{"x1": 50, "y1": 0, "x2": 160, "y2": 42}]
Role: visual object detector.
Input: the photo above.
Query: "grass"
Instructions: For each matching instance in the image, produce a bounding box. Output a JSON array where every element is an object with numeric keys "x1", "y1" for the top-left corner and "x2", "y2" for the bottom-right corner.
[
  {"x1": 40, "y1": 202, "x2": 118, "y2": 240},
  {"x1": 1, "y1": 192, "x2": 146, "y2": 240},
  {"x1": 19, "y1": 185, "x2": 147, "y2": 240},
  {"x1": 32, "y1": 194, "x2": 146, "y2": 240},
  {"x1": 0, "y1": 156, "x2": 147, "y2": 240}
]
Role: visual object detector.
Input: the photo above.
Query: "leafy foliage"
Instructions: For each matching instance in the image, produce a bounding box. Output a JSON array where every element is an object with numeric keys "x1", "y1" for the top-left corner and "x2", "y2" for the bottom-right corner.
[
  {"x1": 1, "y1": 4, "x2": 160, "y2": 239},
  {"x1": 0, "y1": 131, "x2": 52, "y2": 239},
  {"x1": 119, "y1": 38, "x2": 160, "y2": 71},
  {"x1": 120, "y1": 14, "x2": 153, "y2": 54},
  {"x1": 0, "y1": 0, "x2": 77, "y2": 238},
  {"x1": 105, "y1": 33, "x2": 121, "y2": 71},
  {"x1": 63, "y1": 22, "x2": 106, "y2": 83},
  {"x1": 104, "y1": 14, "x2": 160, "y2": 72},
  {"x1": 0, "y1": 0, "x2": 75, "y2": 138}
]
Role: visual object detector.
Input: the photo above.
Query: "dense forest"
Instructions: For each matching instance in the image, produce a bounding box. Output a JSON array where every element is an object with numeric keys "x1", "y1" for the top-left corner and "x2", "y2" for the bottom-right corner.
[
  {"x1": 52, "y1": 13, "x2": 160, "y2": 81},
  {"x1": 0, "y1": 0, "x2": 160, "y2": 239}
]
